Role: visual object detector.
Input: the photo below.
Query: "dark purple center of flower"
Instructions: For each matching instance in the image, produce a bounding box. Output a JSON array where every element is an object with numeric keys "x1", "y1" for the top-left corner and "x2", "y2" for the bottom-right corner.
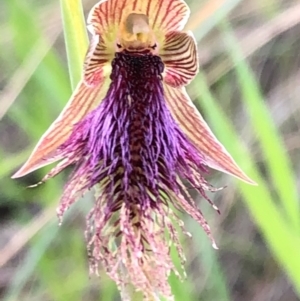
[{"x1": 61, "y1": 51, "x2": 206, "y2": 215}]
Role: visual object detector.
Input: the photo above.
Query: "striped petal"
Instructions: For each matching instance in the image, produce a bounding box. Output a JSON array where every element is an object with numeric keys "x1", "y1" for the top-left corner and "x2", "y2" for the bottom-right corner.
[
  {"x1": 87, "y1": 0, "x2": 190, "y2": 38},
  {"x1": 164, "y1": 84, "x2": 256, "y2": 184},
  {"x1": 160, "y1": 31, "x2": 198, "y2": 87},
  {"x1": 83, "y1": 35, "x2": 112, "y2": 86},
  {"x1": 12, "y1": 47, "x2": 111, "y2": 178}
]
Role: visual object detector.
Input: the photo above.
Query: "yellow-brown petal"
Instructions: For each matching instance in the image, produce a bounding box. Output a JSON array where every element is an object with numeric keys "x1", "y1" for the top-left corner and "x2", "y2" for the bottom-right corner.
[
  {"x1": 12, "y1": 79, "x2": 109, "y2": 178},
  {"x1": 160, "y1": 31, "x2": 198, "y2": 87},
  {"x1": 12, "y1": 41, "x2": 112, "y2": 179},
  {"x1": 163, "y1": 84, "x2": 256, "y2": 185},
  {"x1": 87, "y1": 0, "x2": 190, "y2": 38}
]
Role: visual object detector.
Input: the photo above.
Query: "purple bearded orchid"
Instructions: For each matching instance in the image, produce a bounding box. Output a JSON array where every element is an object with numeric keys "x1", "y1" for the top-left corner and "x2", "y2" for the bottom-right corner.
[{"x1": 13, "y1": 0, "x2": 255, "y2": 299}]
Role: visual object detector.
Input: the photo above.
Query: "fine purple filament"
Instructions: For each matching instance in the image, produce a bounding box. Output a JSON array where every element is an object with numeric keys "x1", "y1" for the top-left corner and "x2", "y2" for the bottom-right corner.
[
  {"x1": 53, "y1": 51, "x2": 218, "y2": 294},
  {"x1": 60, "y1": 51, "x2": 207, "y2": 215}
]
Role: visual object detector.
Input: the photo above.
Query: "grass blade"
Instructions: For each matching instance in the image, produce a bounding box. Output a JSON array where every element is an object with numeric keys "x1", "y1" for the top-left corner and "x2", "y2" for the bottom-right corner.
[
  {"x1": 60, "y1": 0, "x2": 88, "y2": 88},
  {"x1": 220, "y1": 20, "x2": 299, "y2": 232},
  {"x1": 191, "y1": 70, "x2": 300, "y2": 296}
]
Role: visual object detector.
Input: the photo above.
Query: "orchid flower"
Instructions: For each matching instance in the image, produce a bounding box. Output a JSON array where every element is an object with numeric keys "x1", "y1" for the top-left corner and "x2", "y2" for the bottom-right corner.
[{"x1": 13, "y1": 0, "x2": 255, "y2": 299}]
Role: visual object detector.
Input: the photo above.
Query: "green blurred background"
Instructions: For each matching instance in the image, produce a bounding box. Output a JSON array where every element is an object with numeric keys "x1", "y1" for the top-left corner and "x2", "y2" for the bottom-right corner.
[{"x1": 1, "y1": 0, "x2": 300, "y2": 300}]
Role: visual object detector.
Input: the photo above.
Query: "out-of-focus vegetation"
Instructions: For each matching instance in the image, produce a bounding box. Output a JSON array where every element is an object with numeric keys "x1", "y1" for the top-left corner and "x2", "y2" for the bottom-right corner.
[{"x1": 1, "y1": 0, "x2": 300, "y2": 300}]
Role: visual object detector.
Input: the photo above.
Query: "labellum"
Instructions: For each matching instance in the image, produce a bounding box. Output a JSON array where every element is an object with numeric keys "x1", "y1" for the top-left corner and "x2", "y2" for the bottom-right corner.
[{"x1": 12, "y1": 0, "x2": 255, "y2": 299}]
